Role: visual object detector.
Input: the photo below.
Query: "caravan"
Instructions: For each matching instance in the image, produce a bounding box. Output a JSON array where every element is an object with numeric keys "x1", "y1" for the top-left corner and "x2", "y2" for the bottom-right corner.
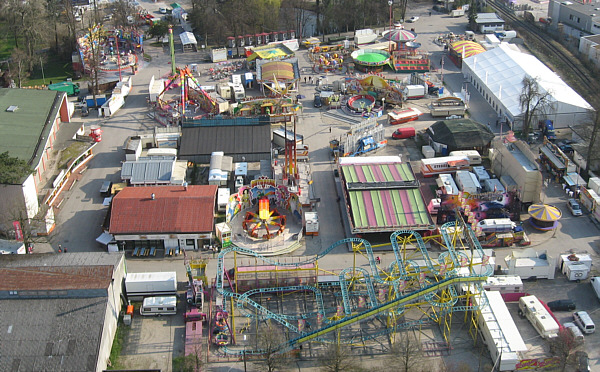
[{"x1": 140, "y1": 296, "x2": 177, "y2": 316}]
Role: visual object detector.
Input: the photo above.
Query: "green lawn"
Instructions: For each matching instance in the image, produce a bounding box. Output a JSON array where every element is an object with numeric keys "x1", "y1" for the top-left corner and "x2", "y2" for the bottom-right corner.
[{"x1": 27, "y1": 58, "x2": 78, "y2": 87}]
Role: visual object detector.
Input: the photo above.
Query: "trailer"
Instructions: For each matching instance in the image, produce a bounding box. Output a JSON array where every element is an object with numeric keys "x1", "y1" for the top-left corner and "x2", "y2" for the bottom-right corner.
[
  {"x1": 455, "y1": 170, "x2": 481, "y2": 194},
  {"x1": 559, "y1": 253, "x2": 592, "y2": 282},
  {"x1": 403, "y1": 85, "x2": 426, "y2": 99},
  {"x1": 504, "y1": 248, "x2": 556, "y2": 279},
  {"x1": 125, "y1": 272, "x2": 178, "y2": 300},
  {"x1": 388, "y1": 107, "x2": 422, "y2": 125},
  {"x1": 518, "y1": 295, "x2": 559, "y2": 339},
  {"x1": 211, "y1": 48, "x2": 228, "y2": 62},
  {"x1": 483, "y1": 275, "x2": 524, "y2": 293},
  {"x1": 451, "y1": 8, "x2": 465, "y2": 17}
]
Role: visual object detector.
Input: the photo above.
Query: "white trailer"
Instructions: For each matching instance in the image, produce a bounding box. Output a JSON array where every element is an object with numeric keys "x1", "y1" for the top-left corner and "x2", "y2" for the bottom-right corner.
[
  {"x1": 217, "y1": 188, "x2": 230, "y2": 212},
  {"x1": 437, "y1": 173, "x2": 459, "y2": 195},
  {"x1": 125, "y1": 272, "x2": 177, "y2": 300},
  {"x1": 518, "y1": 295, "x2": 560, "y2": 339},
  {"x1": 560, "y1": 253, "x2": 592, "y2": 282},
  {"x1": 474, "y1": 290, "x2": 527, "y2": 371},
  {"x1": 403, "y1": 85, "x2": 426, "y2": 99},
  {"x1": 483, "y1": 275, "x2": 523, "y2": 293},
  {"x1": 455, "y1": 170, "x2": 481, "y2": 194},
  {"x1": 504, "y1": 248, "x2": 556, "y2": 279},
  {"x1": 472, "y1": 166, "x2": 490, "y2": 182}
]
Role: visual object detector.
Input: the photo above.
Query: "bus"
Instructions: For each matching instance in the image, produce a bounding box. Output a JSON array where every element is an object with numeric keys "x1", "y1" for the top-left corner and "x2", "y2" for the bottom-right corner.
[{"x1": 420, "y1": 156, "x2": 470, "y2": 178}]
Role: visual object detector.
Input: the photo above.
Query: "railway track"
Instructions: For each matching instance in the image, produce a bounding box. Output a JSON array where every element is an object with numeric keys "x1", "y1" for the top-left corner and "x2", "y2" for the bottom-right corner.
[{"x1": 489, "y1": 0, "x2": 600, "y2": 107}]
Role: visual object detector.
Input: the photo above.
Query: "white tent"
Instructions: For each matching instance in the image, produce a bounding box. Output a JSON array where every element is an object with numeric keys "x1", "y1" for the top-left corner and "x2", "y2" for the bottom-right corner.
[
  {"x1": 462, "y1": 43, "x2": 594, "y2": 128},
  {"x1": 180, "y1": 31, "x2": 197, "y2": 52}
]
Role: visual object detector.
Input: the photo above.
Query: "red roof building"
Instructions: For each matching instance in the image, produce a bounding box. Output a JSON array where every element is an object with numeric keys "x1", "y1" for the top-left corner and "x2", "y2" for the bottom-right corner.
[{"x1": 109, "y1": 185, "x2": 218, "y2": 256}]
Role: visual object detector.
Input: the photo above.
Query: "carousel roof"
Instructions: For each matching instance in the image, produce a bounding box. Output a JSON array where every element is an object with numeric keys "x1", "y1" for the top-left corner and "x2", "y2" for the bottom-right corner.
[
  {"x1": 256, "y1": 58, "x2": 300, "y2": 82},
  {"x1": 383, "y1": 29, "x2": 416, "y2": 43},
  {"x1": 528, "y1": 204, "x2": 562, "y2": 222}
]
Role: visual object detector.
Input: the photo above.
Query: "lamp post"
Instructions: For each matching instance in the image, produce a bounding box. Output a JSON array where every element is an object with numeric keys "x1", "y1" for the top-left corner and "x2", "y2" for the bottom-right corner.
[{"x1": 388, "y1": 1, "x2": 393, "y2": 53}]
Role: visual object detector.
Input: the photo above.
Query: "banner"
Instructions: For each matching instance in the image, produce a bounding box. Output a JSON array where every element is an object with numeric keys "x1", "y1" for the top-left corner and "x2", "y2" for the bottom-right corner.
[{"x1": 13, "y1": 221, "x2": 23, "y2": 241}]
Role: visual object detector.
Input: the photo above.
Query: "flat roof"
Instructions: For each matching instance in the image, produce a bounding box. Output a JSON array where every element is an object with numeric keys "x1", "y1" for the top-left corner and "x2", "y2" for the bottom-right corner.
[{"x1": 0, "y1": 89, "x2": 62, "y2": 164}]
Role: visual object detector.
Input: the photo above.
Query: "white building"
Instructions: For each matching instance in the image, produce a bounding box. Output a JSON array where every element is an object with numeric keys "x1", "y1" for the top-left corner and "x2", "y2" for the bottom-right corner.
[
  {"x1": 579, "y1": 34, "x2": 600, "y2": 69},
  {"x1": 462, "y1": 43, "x2": 594, "y2": 128}
]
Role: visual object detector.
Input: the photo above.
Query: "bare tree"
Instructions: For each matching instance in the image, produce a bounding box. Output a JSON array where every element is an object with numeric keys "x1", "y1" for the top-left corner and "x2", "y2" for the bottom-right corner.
[
  {"x1": 319, "y1": 342, "x2": 361, "y2": 372},
  {"x1": 550, "y1": 328, "x2": 583, "y2": 372},
  {"x1": 387, "y1": 333, "x2": 429, "y2": 372},
  {"x1": 255, "y1": 322, "x2": 291, "y2": 372},
  {"x1": 9, "y1": 48, "x2": 31, "y2": 88},
  {"x1": 585, "y1": 110, "x2": 600, "y2": 173},
  {"x1": 519, "y1": 76, "x2": 552, "y2": 139},
  {"x1": 173, "y1": 344, "x2": 203, "y2": 372}
]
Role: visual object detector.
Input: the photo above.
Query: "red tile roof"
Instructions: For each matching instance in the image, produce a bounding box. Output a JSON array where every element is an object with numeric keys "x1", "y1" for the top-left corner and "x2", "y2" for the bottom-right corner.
[
  {"x1": 0, "y1": 266, "x2": 114, "y2": 290},
  {"x1": 109, "y1": 185, "x2": 218, "y2": 234}
]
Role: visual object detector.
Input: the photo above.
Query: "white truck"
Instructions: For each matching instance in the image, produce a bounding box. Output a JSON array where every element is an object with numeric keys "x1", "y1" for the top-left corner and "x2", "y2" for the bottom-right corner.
[
  {"x1": 451, "y1": 8, "x2": 465, "y2": 17},
  {"x1": 590, "y1": 277, "x2": 600, "y2": 301},
  {"x1": 125, "y1": 272, "x2": 178, "y2": 300},
  {"x1": 455, "y1": 170, "x2": 481, "y2": 195}
]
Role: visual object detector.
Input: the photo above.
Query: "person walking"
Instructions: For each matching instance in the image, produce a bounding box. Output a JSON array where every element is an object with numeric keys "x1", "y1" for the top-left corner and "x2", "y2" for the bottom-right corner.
[
  {"x1": 58, "y1": 244, "x2": 62, "y2": 253},
  {"x1": 63, "y1": 246, "x2": 68, "y2": 253}
]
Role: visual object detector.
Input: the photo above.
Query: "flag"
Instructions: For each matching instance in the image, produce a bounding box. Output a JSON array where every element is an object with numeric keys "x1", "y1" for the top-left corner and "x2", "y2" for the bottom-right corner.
[{"x1": 13, "y1": 221, "x2": 23, "y2": 241}]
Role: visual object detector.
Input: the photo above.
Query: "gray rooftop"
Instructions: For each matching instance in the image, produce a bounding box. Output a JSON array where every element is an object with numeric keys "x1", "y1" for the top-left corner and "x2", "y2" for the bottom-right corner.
[
  {"x1": 0, "y1": 297, "x2": 106, "y2": 371},
  {"x1": 0, "y1": 252, "x2": 124, "y2": 268},
  {"x1": 475, "y1": 13, "x2": 505, "y2": 23},
  {"x1": 121, "y1": 159, "x2": 175, "y2": 184}
]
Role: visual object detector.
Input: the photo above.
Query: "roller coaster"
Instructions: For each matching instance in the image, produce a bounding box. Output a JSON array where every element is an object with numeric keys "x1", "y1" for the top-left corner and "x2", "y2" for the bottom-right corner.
[{"x1": 211, "y1": 218, "x2": 494, "y2": 356}]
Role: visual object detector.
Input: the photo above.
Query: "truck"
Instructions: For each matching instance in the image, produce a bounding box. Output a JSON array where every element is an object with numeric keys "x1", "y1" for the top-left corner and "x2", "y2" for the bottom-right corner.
[
  {"x1": 455, "y1": 170, "x2": 481, "y2": 195},
  {"x1": 518, "y1": 295, "x2": 560, "y2": 339},
  {"x1": 350, "y1": 135, "x2": 387, "y2": 156},
  {"x1": 125, "y1": 271, "x2": 177, "y2": 300},
  {"x1": 403, "y1": 85, "x2": 426, "y2": 99},
  {"x1": 273, "y1": 127, "x2": 303, "y2": 147},
  {"x1": 539, "y1": 119, "x2": 556, "y2": 141},
  {"x1": 559, "y1": 253, "x2": 592, "y2": 282},
  {"x1": 477, "y1": 218, "x2": 515, "y2": 233},
  {"x1": 590, "y1": 277, "x2": 600, "y2": 301},
  {"x1": 451, "y1": 8, "x2": 465, "y2": 17},
  {"x1": 495, "y1": 30, "x2": 517, "y2": 42},
  {"x1": 48, "y1": 81, "x2": 80, "y2": 96}
]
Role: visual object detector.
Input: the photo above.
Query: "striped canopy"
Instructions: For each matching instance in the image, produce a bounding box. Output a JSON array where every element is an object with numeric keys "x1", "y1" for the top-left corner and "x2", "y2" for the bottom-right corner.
[
  {"x1": 450, "y1": 41, "x2": 486, "y2": 59},
  {"x1": 384, "y1": 29, "x2": 416, "y2": 43},
  {"x1": 528, "y1": 204, "x2": 562, "y2": 222}
]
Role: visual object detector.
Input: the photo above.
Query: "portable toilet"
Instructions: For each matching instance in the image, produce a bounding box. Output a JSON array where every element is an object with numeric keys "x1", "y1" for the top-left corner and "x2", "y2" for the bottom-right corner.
[
  {"x1": 289, "y1": 30, "x2": 296, "y2": 39},
  {"x1": 237, "y1": 35, "x2": 245, "y2": 47},
  {"x1": 281, "y1": 30, "x2": 288, "y2": 40},
  {"x1": 245, "y1": 34, "x2": 253, "y2": 46},
  {"x1": 227, "y1": 36, "x2": 235, "y2": 48},
  {"x1": 263, "y1": 32, "x2": 270, "y2": 43},
  {"x1": 255, "y1": 33, "x2": 263, "y2": 45}
]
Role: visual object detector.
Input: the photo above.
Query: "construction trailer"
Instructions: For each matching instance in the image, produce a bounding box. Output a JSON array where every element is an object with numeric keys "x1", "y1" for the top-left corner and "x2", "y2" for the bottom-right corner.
[
  {"x1": 559, "y1": 253, "x2": 592, "y2": 282},
  {"x1": 473, "y1": 290, "x2": 527, "y2": 371},
  {"x1": 503, "y1": 248, "x2": 556, "y2": 279},
  {"x1": 125, "y1": 272, "x2": 178, "y2": 300}
]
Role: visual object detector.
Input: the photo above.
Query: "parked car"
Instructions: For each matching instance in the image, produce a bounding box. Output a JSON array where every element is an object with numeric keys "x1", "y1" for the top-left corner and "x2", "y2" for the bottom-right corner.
[
  {"x1": 100, "y1": 181, "x2": 113, "y2": 197},
  {"x1": 392, "y1": 127, "x2": 416, "y2": 139},
  {"x1": 563, "y1": 322, "x2": 584, "y2": 341},
  {"x1": 407, "y1": 16, "x2": 419, "y2": 22},
  {"x1": 547, "y1": 299, "x2": 576, "y2": 311},
  {"x1": 313, "y1": 93, "x2": 322, "y2": 108},
  {"x1": 576, "y1": 351, "x2": 590, "y2": 372},
  {"x1": 567, "y1": 198, "x2": 583, "y2": 216},
  {"x1": 573, "y1": 311, "x2": 595, "y2": 334},
  {"x1": 558, "y1": 140, "x2": 574, "y2": 154},
  {"x1": 159, "y1": 7, "x2": 167, "y2": 14}
]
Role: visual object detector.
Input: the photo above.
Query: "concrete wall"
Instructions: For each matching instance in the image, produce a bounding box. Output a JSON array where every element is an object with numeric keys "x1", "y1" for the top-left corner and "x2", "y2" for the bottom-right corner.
[{"x1": 96, "y1": 253, "x2": 126, "y2": 372}]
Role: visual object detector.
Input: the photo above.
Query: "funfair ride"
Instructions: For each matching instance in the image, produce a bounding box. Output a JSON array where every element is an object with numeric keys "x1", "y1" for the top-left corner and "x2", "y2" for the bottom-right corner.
[{"x1": 211, "y1": 215, "x2": 493, "y2": 358}]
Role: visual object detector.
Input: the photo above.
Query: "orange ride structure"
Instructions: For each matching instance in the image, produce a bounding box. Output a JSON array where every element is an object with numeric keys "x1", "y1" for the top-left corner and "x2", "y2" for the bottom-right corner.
[{"x1": 242, "y1": 197, "x2": 287, "y2": 240}]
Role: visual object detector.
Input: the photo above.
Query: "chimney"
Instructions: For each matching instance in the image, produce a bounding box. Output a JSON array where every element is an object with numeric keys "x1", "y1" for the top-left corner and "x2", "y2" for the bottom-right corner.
[
  {"x1": 183, "y1": 181, "x2": 188, "y2": 191},
  {"x1": 151, "y1": 193, "x2": 155, "y2": 200}
]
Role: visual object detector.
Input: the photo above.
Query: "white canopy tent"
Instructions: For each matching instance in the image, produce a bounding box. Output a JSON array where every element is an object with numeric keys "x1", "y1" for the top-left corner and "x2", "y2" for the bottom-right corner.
[
  {"x1": 180, "y1": 31, "x2": 197, "y2": 52},
  {"x1": 462, "y1": 43, "x2": 594, "y2": 128}
]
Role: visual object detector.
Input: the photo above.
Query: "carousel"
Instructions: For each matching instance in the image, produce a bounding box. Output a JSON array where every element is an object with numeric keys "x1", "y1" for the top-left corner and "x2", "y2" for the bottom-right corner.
[{"x1": 528, "y1": 204, "x2": 562, "y2": 231}]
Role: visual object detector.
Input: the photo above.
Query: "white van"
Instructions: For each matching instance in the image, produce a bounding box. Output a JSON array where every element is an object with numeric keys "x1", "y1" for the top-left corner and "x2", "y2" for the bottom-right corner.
[
  {"x1": 449, "y1": 150, "x2": 482, "y2": 165},
  {"x1": 140, "y1": 296, "x2": 177, "y2": 316},
  {"x1": 573, "y1": 311, "x2": 595, "y2": 334}
]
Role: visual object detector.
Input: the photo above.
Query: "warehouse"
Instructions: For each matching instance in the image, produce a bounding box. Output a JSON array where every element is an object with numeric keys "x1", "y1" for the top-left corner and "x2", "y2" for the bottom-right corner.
[{"x1": 462, "y1": 43, "x2": 594, "y2": 128}]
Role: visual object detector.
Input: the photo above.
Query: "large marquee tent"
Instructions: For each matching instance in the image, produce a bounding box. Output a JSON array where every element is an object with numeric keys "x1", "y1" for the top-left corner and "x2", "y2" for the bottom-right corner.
[{"x1": 462, "y1": 43, "x2": 594, "y2": 128}]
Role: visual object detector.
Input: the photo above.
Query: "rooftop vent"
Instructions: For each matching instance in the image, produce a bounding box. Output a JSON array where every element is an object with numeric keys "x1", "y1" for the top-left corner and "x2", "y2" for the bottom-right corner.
[{"x1": 6, "y1": 105, "x2": 18, "y2": 112}]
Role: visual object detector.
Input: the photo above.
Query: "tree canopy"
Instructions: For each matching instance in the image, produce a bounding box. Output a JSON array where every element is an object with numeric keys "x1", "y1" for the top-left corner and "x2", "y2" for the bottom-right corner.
[{"x1": 0, "y1": 152, "x2": 33, "y2": 184}]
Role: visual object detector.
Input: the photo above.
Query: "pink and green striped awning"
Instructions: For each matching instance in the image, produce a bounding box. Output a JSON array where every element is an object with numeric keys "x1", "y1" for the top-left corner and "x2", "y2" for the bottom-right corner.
[
  {"x1": 348, "y1": 188, "x2": 433, "y2": 232},
  {"x1": 342, "y1": 163, "x2": 415, "y2": 183}
]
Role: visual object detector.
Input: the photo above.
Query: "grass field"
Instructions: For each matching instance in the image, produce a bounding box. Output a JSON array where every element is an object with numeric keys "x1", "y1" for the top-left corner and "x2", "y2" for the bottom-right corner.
[{"x1": 27, "y1": 58, "x2": 78, "y2": 87}]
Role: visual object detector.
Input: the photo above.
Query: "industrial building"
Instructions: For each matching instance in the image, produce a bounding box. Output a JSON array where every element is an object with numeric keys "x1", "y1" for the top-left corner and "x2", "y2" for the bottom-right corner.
[{"x1": 0, "y1": 252, "x2": 126, "y2": 372}]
